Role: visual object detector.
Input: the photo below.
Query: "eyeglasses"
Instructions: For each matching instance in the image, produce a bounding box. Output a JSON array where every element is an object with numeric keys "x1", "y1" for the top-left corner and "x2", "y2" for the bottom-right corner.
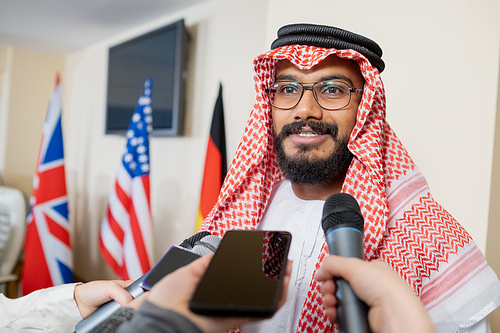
[{"x1": 265, "y1": 80, "x2": 363, "y2": 111}]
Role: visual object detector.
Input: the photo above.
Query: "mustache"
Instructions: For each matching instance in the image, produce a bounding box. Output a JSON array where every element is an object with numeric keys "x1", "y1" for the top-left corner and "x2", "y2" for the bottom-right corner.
[{"x1": 276, "y1": 120, "x2": 339, "y2": 139}]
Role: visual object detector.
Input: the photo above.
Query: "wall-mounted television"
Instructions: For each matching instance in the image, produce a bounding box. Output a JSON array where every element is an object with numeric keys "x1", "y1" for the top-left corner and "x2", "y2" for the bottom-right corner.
[{"x1": 105, "y1": 19, "x2": 189, "y2": 136}]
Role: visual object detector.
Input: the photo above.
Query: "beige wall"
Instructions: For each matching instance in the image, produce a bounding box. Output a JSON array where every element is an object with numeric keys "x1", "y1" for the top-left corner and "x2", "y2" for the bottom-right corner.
[
  {"x1": 0, "y1": 45, "x2": 10, "y2": 180},
  {"x1": 0, "y1": 46, "x2": 65, "y2": 196}
]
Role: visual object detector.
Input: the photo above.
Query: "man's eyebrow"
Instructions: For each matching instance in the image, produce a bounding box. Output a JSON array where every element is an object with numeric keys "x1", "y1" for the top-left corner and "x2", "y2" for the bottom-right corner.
[
  {"x1": 320, "y1": 74, "x2": 356, "y2": 87},
  {"x1": 275, "y1": 73, "x2": 357, "y2": 87},
  {"x1": 275, "y1": 74, "x2": 296, "y2": 81}
]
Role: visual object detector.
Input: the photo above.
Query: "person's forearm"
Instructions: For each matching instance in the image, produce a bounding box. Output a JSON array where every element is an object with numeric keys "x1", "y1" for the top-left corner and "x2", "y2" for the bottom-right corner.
[{"x1": 0, "y1": 283, "x2": 82, "y2": 333}]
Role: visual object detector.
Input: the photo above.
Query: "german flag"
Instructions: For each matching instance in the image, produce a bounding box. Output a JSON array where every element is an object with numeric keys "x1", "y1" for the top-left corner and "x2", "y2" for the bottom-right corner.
[{"x1": 195, "y1": 84, "x2": 227, "y2": 230}]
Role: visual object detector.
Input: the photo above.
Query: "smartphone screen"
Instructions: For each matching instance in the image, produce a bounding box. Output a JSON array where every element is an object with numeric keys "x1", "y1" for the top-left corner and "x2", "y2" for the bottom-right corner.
[{"x1": 189, "y1": 230, "x2": 292, "y2": 317}]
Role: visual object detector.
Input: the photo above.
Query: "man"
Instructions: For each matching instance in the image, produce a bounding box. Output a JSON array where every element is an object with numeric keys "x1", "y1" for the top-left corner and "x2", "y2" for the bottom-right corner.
[{"x1": 199, "y1": 23, "x2": 500, "y2": 332}]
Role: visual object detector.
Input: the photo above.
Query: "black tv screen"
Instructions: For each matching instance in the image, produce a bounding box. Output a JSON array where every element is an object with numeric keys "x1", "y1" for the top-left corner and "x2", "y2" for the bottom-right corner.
[{"x1": 106, "y1": 19, "x2": 188, "y2": 136}]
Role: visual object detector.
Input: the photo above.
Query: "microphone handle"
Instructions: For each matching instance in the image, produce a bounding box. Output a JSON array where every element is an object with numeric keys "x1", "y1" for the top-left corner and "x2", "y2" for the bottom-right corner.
[
  {"x1": 74, "y1": 274, "x2": 147, "y2": 333},
  {"x1": 325, "y1": 227, "x2": 371, "y2": 333}
]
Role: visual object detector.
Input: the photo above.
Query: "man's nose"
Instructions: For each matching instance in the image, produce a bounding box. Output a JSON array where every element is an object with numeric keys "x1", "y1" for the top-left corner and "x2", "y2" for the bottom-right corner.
[{"x1": 293, "y1": 88, "x2": 323, "y2": 120}]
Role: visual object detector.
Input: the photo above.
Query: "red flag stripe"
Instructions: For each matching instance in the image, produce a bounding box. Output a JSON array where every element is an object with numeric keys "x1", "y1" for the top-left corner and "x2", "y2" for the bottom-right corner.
[
  {"x1": 22, "y1": 221, "x2": 53, "y2": 293},
  {"x1": 107, "y1": 206, "x2": 125, "y2": 244},
  {"x1": 200, "y1": 137, "x2": 223, "y2": 217},
  {"x1": 45, "y1": 213, "x2": 71, "y2": 248},
  {"x1": 129, "y1": 176, "x2": 152, "y2": 272},
  {"x1": 142, "y1": 175, "x2": 151, "y2": 209},
  {"x1": 33, "y1": 165, "x2": 67, "y2": 205},
  {"x1": 99, "y1": 215, "x2": 124, "y2": 265},
  {"x1": 115, "y1": 177, "x2": 130, "y2": 209},
  {"x1": 99, "y1": 236, "x2": 123, "y2": 277},
  {"x1": 137, "y1": 176, "x2": 153, "y2": 253},
  {"x1": 128, "y1": 201, "x2": 151, "y2": 273},
  {"x1": 106, "y1": 174, "x2": 133, "y2": 234}
]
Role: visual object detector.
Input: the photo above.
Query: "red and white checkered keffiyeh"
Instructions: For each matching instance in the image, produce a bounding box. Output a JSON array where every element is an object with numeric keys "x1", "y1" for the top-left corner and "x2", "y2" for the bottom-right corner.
[{"x1": 200, "y1": 44, "x2": 500, "y2": 332}]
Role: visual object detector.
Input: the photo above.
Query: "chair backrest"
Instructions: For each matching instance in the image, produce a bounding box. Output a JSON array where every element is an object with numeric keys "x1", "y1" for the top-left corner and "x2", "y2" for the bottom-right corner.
[{"x1": 0, "y1": 186, "x2": 27, "y2": 277}]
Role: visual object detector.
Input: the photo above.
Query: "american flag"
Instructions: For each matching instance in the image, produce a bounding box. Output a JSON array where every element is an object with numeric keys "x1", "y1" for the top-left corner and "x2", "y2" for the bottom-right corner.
[
  {"x1": 21, "y1": 74, "x2": 73, "y2": 295},
  {"x1": 99, "y1": 78, "x2": 154, "y2": 280}
]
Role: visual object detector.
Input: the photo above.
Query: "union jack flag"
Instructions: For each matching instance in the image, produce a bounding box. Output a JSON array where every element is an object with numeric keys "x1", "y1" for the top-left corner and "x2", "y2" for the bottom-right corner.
[
  {"x1": 99, "y1": 78, "x2": 154, "y2": 280},
  {"x1": 21, "y1": 75, "x2": 73, "y2": 295}
]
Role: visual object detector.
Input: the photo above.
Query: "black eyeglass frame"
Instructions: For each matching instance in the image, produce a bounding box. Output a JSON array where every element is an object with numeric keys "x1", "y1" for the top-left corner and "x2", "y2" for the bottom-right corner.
[{"x1": 265, "y1": 80, "x2": 364, "y2": 111}]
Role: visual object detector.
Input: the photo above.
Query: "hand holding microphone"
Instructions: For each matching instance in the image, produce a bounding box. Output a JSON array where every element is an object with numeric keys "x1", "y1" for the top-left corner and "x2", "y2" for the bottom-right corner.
[
  {"x1": 74, "y1": 232, "x2": 221, "y2": 333},
  {"x1": 320, "y1": 193, "x2": 371, "y2": 333},
  {"x1": 317, "y1": 193, "x2": 435, "y2": 333}
]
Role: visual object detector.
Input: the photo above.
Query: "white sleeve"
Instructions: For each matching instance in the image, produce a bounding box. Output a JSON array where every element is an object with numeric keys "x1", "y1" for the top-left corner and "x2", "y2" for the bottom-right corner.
[
  {"x1": 459, "y1": 317, "x2": 490, "y2": 333},
  {"x1": 0, "y1": 283, "x2": 82, "y2": 332}
]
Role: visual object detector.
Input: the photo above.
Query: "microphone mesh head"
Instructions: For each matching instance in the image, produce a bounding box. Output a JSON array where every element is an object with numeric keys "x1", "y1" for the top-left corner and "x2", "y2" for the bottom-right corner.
[
  {"x1": 180, "y1": 231, "x2": 211, "y2": 249},
  {"x1": 192, "y1": 235, "x2": 222, "y2": 256},
  {"x1": 322, "y1": 193, "x2": 364, "y2": 233}
]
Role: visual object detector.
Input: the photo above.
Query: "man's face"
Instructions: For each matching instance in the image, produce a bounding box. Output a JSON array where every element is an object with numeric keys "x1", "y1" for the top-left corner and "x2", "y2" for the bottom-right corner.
[{"x1": 271, "y1": 55, "x2": 364, "y2": 185}]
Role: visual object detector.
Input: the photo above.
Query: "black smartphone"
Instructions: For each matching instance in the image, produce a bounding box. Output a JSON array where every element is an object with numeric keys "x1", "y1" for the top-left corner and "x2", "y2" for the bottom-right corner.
[
  {"x1": 140, "y1": 246, "x2": 201, "y2": 290},
  {"x1": 189, "y1": 230, "x2": 292, "y2": 317}
]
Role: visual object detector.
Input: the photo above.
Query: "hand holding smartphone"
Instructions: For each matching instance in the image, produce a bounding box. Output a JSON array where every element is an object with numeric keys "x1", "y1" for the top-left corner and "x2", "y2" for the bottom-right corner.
[{"x1": 189, "y1": 230, "x2": 292, "y2": 317}]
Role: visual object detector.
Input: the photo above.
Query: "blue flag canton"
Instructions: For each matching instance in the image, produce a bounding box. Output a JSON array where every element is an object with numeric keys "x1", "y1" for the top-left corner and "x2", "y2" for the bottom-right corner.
[
  {"x1": 42, "y1": 115, "x2": 64, "y2": 165},
  {"x1": 123, "y1": 79, "x2": 153, "y2": 178}
]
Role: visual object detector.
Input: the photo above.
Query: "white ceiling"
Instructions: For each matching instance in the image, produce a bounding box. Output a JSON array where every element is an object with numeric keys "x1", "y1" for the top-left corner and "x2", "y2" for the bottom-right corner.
[{"x1": 0, "y1": 0, "x2": 207, "y2": 54}]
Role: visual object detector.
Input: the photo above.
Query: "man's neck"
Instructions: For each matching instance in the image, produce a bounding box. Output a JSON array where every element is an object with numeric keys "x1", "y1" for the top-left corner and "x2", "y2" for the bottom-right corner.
[{"x1": 290, "y1": 175, "x2": 345, "y2": 201}]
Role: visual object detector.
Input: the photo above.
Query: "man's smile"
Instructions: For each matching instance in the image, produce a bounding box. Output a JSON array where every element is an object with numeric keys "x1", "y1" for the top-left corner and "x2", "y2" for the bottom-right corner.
[
  {"x1": 297, "y1": 132, "x2": 319, "y2": 137},
  {"x1": 279, "y1": 122, "x2": 337, "y2": 147}
]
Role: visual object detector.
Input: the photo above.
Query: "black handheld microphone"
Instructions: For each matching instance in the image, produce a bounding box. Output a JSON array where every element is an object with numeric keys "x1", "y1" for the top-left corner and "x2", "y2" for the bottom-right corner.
[
  {"x1": 74, "y1": 232, "x2": 220, "y2": 333},
  {"x1": 322, "y1": 193, "x2": 371, "y2": 333}
]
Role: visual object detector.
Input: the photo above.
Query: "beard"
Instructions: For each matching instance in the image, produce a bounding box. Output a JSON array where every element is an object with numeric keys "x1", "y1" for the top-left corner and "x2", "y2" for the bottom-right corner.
[{"x1": 273, "y1": 120, "x2": 353, "y2": 185}]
